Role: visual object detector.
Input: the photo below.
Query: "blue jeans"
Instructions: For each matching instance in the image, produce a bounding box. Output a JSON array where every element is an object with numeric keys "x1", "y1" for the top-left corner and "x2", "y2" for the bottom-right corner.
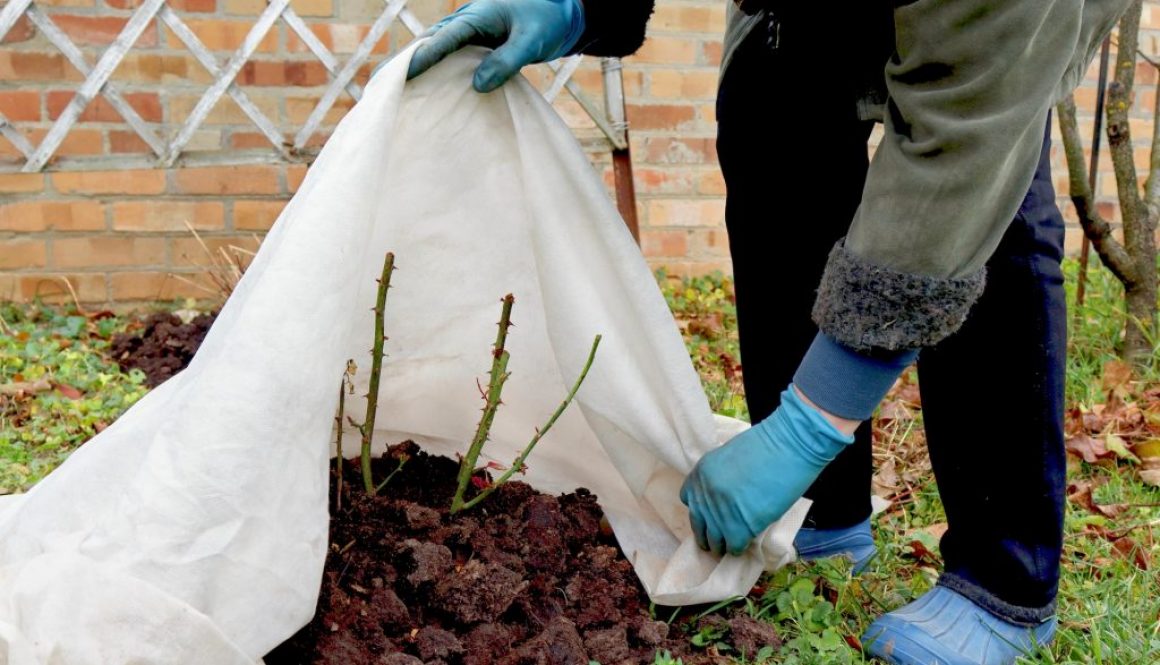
[{"x1": 716, "y1": 13, "x2": 1065, "y2": 625}]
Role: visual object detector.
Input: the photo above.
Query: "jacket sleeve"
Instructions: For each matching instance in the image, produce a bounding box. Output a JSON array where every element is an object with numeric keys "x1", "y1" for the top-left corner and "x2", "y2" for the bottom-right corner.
[
  {"x1": 812, "y1": 0, "x2": 1129, "y2": 352},
  {"x1": 571, "y1": 0, "x2": 655, "y2": 57}
]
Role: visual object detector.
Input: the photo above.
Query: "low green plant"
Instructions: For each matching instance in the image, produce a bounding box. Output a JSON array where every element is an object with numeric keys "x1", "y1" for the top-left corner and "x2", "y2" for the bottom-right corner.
[
  {"x1": 0, "y1": 304, "x2": 146, "y2": 493},
  {"x1": 650, "y1": 650, "x2": 684, "y2": 665},
  {"x1": 656, "y1": 269, "x2": 746, "y2": 420}
]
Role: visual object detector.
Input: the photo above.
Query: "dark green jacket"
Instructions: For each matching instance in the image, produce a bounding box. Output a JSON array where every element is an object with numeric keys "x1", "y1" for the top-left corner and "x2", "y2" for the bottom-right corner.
[{"x1": 578, "y1": 0, "x2": 1131, "y2": 351}]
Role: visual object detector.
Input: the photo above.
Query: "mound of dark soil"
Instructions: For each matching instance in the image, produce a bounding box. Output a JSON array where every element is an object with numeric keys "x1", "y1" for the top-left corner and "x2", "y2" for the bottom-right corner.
[
  {"x1": 265, "y1": 442, "x2": 780, "y2": 664},
  {"x1": 109, "y1": 312, "x2": 217, "y2": 387}
]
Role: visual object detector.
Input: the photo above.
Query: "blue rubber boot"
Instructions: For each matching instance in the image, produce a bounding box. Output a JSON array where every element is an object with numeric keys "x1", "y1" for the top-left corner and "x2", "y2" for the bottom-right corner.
[
  {"x1": 862, "y1": 586, "x2": 1056, "y2": 665},
  {"x1": 793, "y1": 516, "x2": 877, "y2": 573}
]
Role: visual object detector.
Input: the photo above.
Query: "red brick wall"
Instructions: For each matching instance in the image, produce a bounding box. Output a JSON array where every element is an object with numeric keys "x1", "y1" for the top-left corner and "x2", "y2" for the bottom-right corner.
[{"x1": 0, "y1": 0, "x2": 1156, "y2": 303}]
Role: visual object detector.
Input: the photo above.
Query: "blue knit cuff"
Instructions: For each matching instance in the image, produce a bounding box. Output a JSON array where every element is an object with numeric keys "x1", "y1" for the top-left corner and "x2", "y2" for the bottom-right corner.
[{"x1": 793, "y1": 333, "x2": 917, "y2": 421}]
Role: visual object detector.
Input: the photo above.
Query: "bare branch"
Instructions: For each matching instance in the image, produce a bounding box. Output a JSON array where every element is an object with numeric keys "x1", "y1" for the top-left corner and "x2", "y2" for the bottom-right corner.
[{"x1": 1057, "y1": 95, "x2": 1139, "y2": 285}]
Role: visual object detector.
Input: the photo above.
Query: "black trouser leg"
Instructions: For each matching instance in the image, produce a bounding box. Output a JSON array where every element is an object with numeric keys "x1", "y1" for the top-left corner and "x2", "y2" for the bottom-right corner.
[
  {"x1": 918, "y1": 122, "x2": 1067, "y2": 624},
  {"x1": 716, "y1": 12, "x2": 875, "y2": 530}
]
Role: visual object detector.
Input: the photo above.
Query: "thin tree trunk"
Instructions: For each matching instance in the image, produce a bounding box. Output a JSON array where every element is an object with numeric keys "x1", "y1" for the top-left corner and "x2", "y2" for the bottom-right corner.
[{"x1": 1108, "y1": 1, "x2": 1159, "y2": 361}]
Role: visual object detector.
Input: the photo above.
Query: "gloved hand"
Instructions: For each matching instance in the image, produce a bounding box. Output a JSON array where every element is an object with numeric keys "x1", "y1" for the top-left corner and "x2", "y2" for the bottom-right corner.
[
  {"x1": 680, "y1": 386, "x2": 855, "y2": 556},
  {"x1": 406, "y1": 0, "x2": 586, "y2": 93}
]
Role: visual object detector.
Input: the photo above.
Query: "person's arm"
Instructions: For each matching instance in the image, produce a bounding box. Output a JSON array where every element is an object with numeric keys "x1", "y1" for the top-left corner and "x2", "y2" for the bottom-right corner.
[
  {"x1": 813, "y1": 0, "x2": 1128, "y2": 354},
  {"x1": 406, "y1": 0, "x2": 655, "y2": 93},
  {"x1": 569, "y1": 0, "x2": 654, "y2": 58}
]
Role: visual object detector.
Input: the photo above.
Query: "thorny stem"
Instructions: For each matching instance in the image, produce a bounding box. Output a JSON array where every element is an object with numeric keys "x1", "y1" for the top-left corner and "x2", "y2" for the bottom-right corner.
[
  {"x1": 335, "y1": 360, "x2": 355, "y2": 511},
  {"x1": 451, "y1": 295, "x2": 515, "y2": 514},
  {"x1": 457, "y1": 334, "x2": 602, "y2": 513},
  {"x1": 362, "y1": 252, "x2": 396, "y2": 495}
]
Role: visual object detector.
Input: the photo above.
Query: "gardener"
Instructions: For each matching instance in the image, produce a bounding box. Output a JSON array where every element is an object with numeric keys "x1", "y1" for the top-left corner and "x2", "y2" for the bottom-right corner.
[{"x1": 404, "y1": 1, "x2": 1130, "y2": 663}]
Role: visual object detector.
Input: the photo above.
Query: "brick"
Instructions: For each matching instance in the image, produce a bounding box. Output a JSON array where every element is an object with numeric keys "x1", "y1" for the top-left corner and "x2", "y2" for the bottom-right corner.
[
  {"x1": 0, "y1": 91, "x2": 40, "y2": 122},
  {"x1": 112, "y1": 201, "x2": 225, "y2": 231},
  {"x1": 162, "y1": 19, "x2": 278, "y2": 53},
  {"x1": 1063, "y1": 224, "x2": 1086, "y2": 256},
  {"x1": 698, "y1": 103, "x2": 716, "y2": 125},
  {"x1": 641, "y1": 229, "x2": 688, "y2": 258},
  {"x1": 187, "y1": 130, "x2": 224, "y2": 151},
  {"x1": 170, "y1": 235, "x2": 260, "y2": 267},
  {"x1": 107, "y1": 53, "x2": 212, "y2": 85},
  {"x1": 172, "y1": 165, "x2": 280, "y2": 195},
  {"x1": 553, "y1": 98, "x2": 597, "y2": 130},
  {"x1": 570, "y1": 68, "x2": 644, "y2": 98},
  {"x1": 0, "y1": 200, "x2": 105, "y2": 232},
  {"x1": 627, "y1": 104, "x2": 697, "y2": 131},
  {"x1": 0, "y1": 239, "x2": 48, "y2": 269},
  {"x1": 0, "y1": 52, "x2": 67, "y2": 80},
  {"x1": 223, "y1": 0, "x2": 264, "y2": 14},
  {"x1": 1, "y1": 15, "x2": 34, "y2": 44},
  {"x1": 1138, "y1": 62, "x2": 1158, "y2": 86},
  {"x1": 50, "y1": 15, "x2": 159, "y2": 47},
  {"x1": 646, "y1": 199, "x2": 725, "y2": 227},
  {"x1": 234, "y1": 199, "x2": 286, "y2": 230},
  {"x1": 627, "y1": 36, "x2": 698, "y2": 66},
  {"x1": 110, "y1": 130, "x2": 151, "y2": 153},
  {"x1": 290, "y1": 0, "x2": 333, "y2": 17},
  {"x1": 170, "y1": 94, "x2": 280, "y2": 126},
  {"x1": 106, "y1": 0, "x2": 215, "y2": 10},
  {"x1": 14, "y1": 274, "x2": 106, "y2": 303},
  {"x1": 0, "y1": 173, "x2": 46, "y2": 193},
  {"x1": 287, "y1": 96, "x2": 354, "y2": 125},
  {"x1": 4, "y1": 127, "x2": 103, "y2": 158},
  {"x1": 53, "y1": 236, "x2": 167, "y2": 269},
  {"x1": 702, "y1": 41, "x2": 724, "y2": 67},
  {"x1": 286, "y1": 23, "x2": 389, "y2": 55},
  {"x1": 238, "y1": 60, "x2": 330, "y2": 87},
  {"x1": 228, "y1": 131, "x2": 274, "y2": 149},
  {"x1": 54, "y1": 169, "x2": 167, "y2": 195},
  {"x1": 696, "y1": 170, "x2": 726, "y2": 196},
  {"x1": 636, "y1": 137, "x2": 717, "y2": 165},
  {"x1": 649, "y1": 69, "x2": 719, "y2": 100},
  {"x1": 634, "y1": 168, "x2": 695, "y2": 195},
  {"x1": 109, "y1": 270, "x2": 215, "y2": 300},
  {"x1": 689, "y1": 228, "x2": 730, "y2": 256},
  {"x1": 36, "y1": 0, "x2": 96, "y2": 6},
  {"x1": 652, "y1": 260, "x2": 734, "y2": 279},
  {"x1": 649, "y1": 5, "x2": 726, "y2": 34},
  {"x1": 286, "y1": 164, "x2": 308, "y2": 193},
  {"x1": 46, "y1": 91, "x2": 162, "y2": 123},
  {"x1": 4, "y1": 128, "x2": 104, "y2": 157}
]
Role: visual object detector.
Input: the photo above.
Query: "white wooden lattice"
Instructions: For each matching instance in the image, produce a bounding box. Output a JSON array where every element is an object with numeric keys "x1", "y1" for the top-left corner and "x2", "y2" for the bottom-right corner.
[{"x1": 0, "y1": 0, "x2": 629, "y2": 173}]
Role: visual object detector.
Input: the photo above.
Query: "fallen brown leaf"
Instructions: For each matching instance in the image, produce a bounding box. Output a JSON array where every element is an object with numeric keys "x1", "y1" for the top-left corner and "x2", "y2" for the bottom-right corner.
[
  {"x1": 1067, "y1": 481, "x2": 1129, "y2": 518},
  {"x1": 1111, "y1": 537, "x2": 1151, "y2": 570},
  {"x1": 872, "y1": 457, "x2": 900, "y2": 498},
  {"x1": 1136, "y1": 439, "x2": 1160, "y2": 487},
  {"x1": 1103, "y1": 360, "x2": 1133, "y2": 396},
  {"x1": 1066, "y1": 435, "x2": 1110, "y2": 463},
  {"x1": 896, "y1": 383, "x2": 921, "y2": 407},
  {"x1": 878, "y1": 400, "x2": 913, "y2": 422},
  {"x1": 53, "y1": 383, "x2": 83, "y2": 400}
]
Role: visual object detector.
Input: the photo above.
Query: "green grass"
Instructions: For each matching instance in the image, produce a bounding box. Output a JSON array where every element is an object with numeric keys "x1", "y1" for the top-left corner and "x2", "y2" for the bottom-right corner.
[{"x1": 657, "y1": 260, "x2": 1160, "y2": 663}]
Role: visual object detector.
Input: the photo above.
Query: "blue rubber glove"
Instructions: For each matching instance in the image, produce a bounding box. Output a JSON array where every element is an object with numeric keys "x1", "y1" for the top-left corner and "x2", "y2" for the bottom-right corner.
[
  {"x1": 680, "y1": 386, "x2": 854, "y2": 556},
  {"x1": 406, "y1": 0, "x2": 585, "y2": 93}
]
